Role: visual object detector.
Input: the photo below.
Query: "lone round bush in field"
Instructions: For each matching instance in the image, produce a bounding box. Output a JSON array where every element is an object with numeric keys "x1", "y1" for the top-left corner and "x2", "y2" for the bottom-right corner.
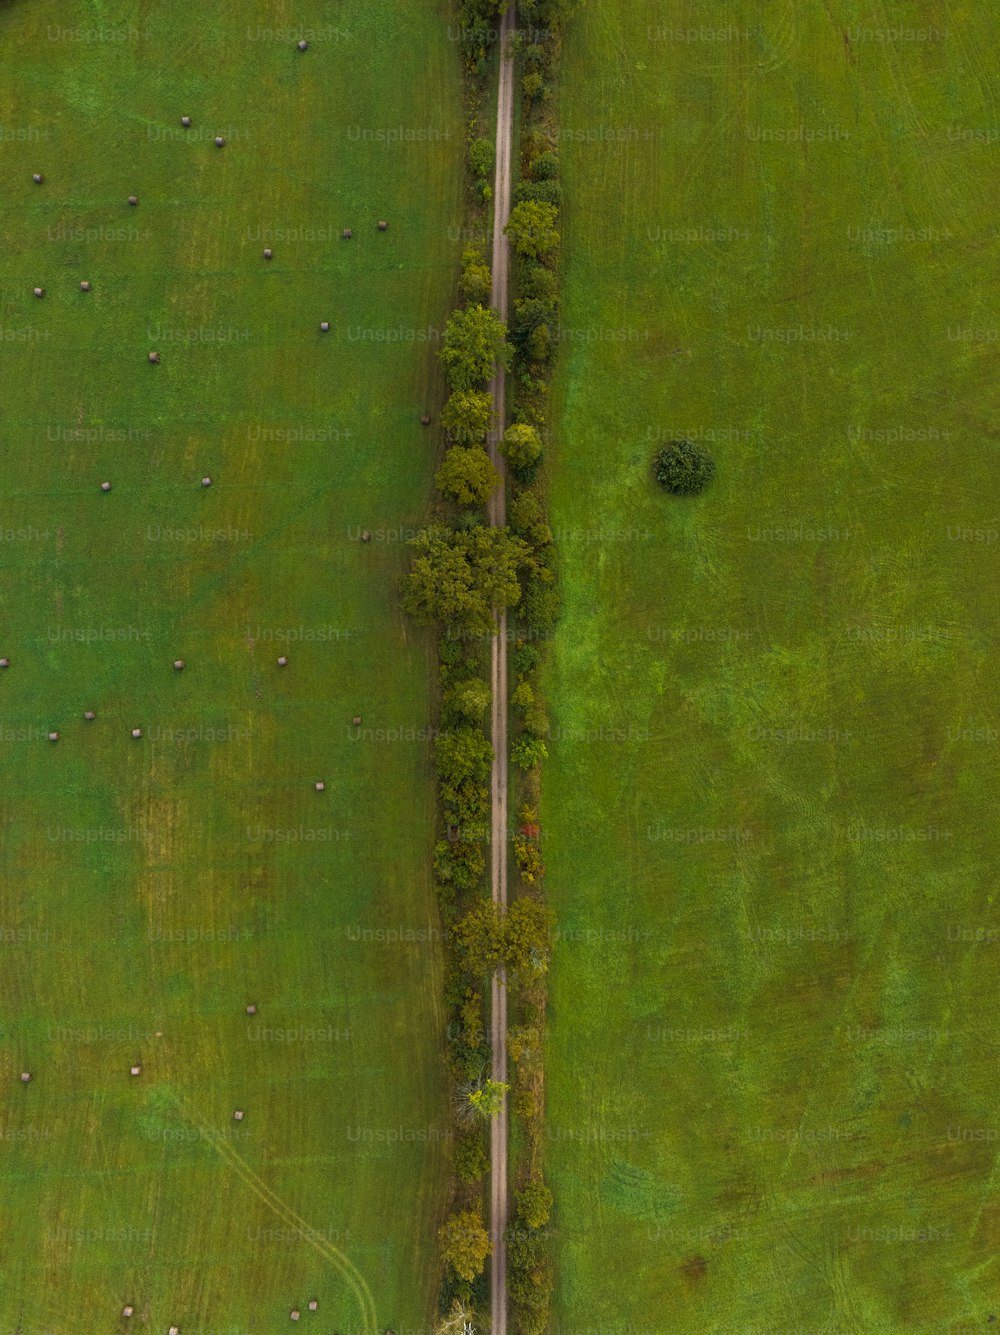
[{"x1": 654, "y1": 439, "x2": 716, "y2": 495}]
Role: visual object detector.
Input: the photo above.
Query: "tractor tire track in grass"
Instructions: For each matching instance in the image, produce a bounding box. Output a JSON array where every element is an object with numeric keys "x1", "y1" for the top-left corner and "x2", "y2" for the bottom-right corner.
[{"x1": 173, "y1": 1090, "x2": 379, "y2": 1333}]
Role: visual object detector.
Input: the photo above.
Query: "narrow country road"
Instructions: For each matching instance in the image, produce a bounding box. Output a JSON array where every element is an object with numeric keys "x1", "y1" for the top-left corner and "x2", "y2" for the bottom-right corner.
[{"x1": 486, "y1": 5, "x2": 516, "y2": 1333}]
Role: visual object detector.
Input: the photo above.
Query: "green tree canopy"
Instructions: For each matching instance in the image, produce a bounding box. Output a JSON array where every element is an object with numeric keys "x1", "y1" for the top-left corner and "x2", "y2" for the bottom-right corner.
[
  {"x1": 505, "y1": 201, "x2": 560, "y2": 259},
  {"x1": 438, "y1": 1209, "x2": 491, "y2": 1282},
  {"x1": 501, "y1": 422, "x2": 544, "y2": 471},
  {"x1": 653, "y1": 439, "x2": 716, "y2": 495},
  {"x1": 441, "y1": 389, "x2": 494, "y2": 445},
  {"x1": 505, "y1": 897, "x2": 556, "y2": 973},
  {"x1": 447, "y1": 676, "x2": 492, "y2": 722},
  {"x1": 435, "y1": 445, "x2": 501, "y2": 506},
  {"x1": 435, "y1": 727, "x2": 493, "y2": 788},
  {"x1": 439, "y1": 303, "x2": 512, "y2": 391},
  {"x1": 403, "y1": 524, "x2": 532, "y2": 635}
]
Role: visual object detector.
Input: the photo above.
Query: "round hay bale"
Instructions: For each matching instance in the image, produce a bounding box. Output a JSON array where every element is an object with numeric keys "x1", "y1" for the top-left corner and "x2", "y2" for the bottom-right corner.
[
  {"x1": 277, "y1": 655, "x2": 288, "y2": 667},
  {"x1": 33, "y1": 287, "x2": 44, "y2": 298},
  {"x1": 127, "y1": 195, "x2": 139, "y2": 206},
  {"x1": 148, "y1": 351, "x2": 161, "y2": 364},
  {"x1": 361, "y1": 530, "x2": 372, "y2": 543},
  {"x1": 0, "y1": 659, "x2": 9, "y2": 669},
  {"x1": 297, "y1": 39, "x2": 309, "y2": 51},
  {"x1": 215, "y1": 136, "x2": 225, "y2": 148},
  {"x1": 20, "y1": 1072, "x2": 31, "y2": 1083},
  {"x1": 263, "y1": 247, "x2": 273, "y2": 260},
  {"x1": 342, "y1": 228, "x2": 352, "y2": 240},
  {"x1": 84, "y1": 710, "x2": 96, "y2": 721},
  {"x1": 420, "y1": 414, "x2": 431, "y2": 426},
  {"x1": 290, "y1": 1313, "x2": 300, "y2": 1324},
  {"x1": 233, "y1": 1109, "x2": 244, "y2": 1122},
  {"x1": 130, "y1": 1065, "x2": 141, "y2": 1077},
  {"x1": 131, "y1": 728, "x2": 142, "y2": 739},
  {"x1": 352, "y1": 715, "x2": 362, "y2": 726},
  {"x1": 80, "y1": 280, "x2": 91, "y2": 292},
  {"x1": 201, "y1": 477, "x2": 212, "y2": 488},
  {"x1": 246, "y1": 1003, "x2": 257, "y2": 1016},
  {"x1": 100, "y1": 481, "x2": 112, "y2": 492},
  {"x1": 308, "y1": 1300, "x2": 318, "y2": 1312},
  {"x1": 314, "y1": 781, "x2": 326, "y2": 792},
  {"x1": 173, "y1": 659, "x2": 185, "y2": 671},
  {"x1": 320, "y1": 321, "x2": 330, "y2": 332},
  {"x1": 122, "y1": 1305, "x2": 134, "y2": 1318},
  {"x1": 181, "y1": 116, "x2": 191, "y2": 128},
  {"x1": 377, "y1": 220, "x2": 388, "y2": 231},
  {"x1": 33, "y1": 173, "x2": 44, "y2": 185},
  {"x1": 48, "y1": 731, "x2": 59, "y2": 743}
]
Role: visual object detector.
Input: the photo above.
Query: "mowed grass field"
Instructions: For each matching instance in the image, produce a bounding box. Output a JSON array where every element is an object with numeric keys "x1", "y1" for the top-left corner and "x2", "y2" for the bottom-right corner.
[
  {"x1": 544, "y1": 2, "x2": 1000, "y2": 1331},
  {"x1": 0, "y1": 3, "x2": 462, "y2": 1331}
]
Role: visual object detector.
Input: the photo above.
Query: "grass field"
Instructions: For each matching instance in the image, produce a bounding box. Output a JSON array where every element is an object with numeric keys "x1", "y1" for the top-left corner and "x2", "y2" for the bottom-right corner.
[
  {"x1": 544, "y1": 3, "x2": 1000, "y2": 1330},
  {"x1": 0, "y1": 3, "x2": 463, "y2": 1330}
]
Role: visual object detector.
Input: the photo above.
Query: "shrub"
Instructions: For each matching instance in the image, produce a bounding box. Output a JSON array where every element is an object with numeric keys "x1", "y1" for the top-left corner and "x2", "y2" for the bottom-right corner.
[
  {"x1": 653, "y1": 439, "x2": 716, "y2": 495},
  {"x1": 521, "y1": 263, "x2": 558, "y2": 302},
  {"x1": 522, "y1": 71, "x2": 544, "y2": 101},
  {"x1": 513, "y1": 834, "x2": 544, "y2": 884},
  {"x1": 520, "y1": 571, "x2": 560, "y2": 634},
  {"x1": 522, "y1": 707, "x2": 550, "y2": 738},
  {"x1": 512, "y1": 736, "x2": 548, "y2": 769},
  {"x1": 516, "y1": 1178, "x2": 553, "y2": 1229},
  {"x1": 511, "y1": 680, "x2": 535, "y2": 712},
  {"x1": 459, "y1": 256, "x2": 492, "y2": 305},
  {"x1": 513, "y1": 178, "x2": 562, "y2": 208},
  {"x1": 531, "y1": 149, "x2": 559, "y2": 180},
  {"x1": 512, "y1": 1084, "x2": 539, "y2": 1119},
  {"x1": 469, "y1": 137, "x2": 495, "y2": 179},
  {"x1": 455, "y1": 1133, "x2": 490, "y2": 1185},
  {"x1": 514, "y1": 643, "x2": 541, "y2": 675},
  {"x1": 501, "y1": 422, "x2": 543, "y2": 472}
]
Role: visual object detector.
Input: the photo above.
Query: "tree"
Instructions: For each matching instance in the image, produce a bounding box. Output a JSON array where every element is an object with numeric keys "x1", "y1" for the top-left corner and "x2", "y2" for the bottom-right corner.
[
  {"x1": 434, "y1": 1300, "x2": 477, "y2": 1335},
  {"x1": 435, "y1": 727, "x2": 493, "y2": 787},
  {"x1": 438, "y1": 1209, "x2": 491, "y2": 1282},
  {"x1": 653, "y1": 439, "x2": 716, "y2": 495},
  {"x1": 504, "y1": 897, "x2": 555, "y2": 972},
  {"x1": 453, "y1": 899, "x2": 504, "y2": 975},
  {"x1": 505, "y1": 201, "x2": 560, "y2": 260},
  {"x1": 516, "y1": 1177, "x2": 553, "y2": 1229},
  {"x1": 454, "y1": 1132, "x2": 490, "y2": 1185},
  {"x1": 501, "y1": 422, "x2": 543, "y2": 471},
  {"x1": 440, "y1": 304, "x2": 512, "y2": 391},
  {"x1": 403, "y1": 524, "x2": 531, "y2": 634},
  {"x1": 436, "y1": 446, "x2": 501, "y2": 506},
  {"x1": 441, "y1": 389, "x2": 494, "y2": 444},
  {"x1": 513, "y1": 834, "x2": 544, "y2": 885},
  {"x1": 522, "y1": 70, "x2": 544, "y2": 101},
  {"x1": 447, "y1": 676, "x2": 492, "y2": 722},
  {"x1": 531, "y1": 149, "x2": 559, "y2": 181},
  {"x1": 468, "y1": 1078, "x2": 509, "y2": 1119},
  {"x1": 512, "y1": 736, "x2": 548, "y2": 769},
  {"x1": 511, "y1": 680, "x2": 535, "y2": 711},
  {"x1": 460, "y1": 254, "x2": 493, "y2": 305}
]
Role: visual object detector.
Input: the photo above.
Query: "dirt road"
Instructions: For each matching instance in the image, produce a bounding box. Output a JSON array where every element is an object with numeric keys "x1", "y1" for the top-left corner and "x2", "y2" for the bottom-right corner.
[{"x1": 486, "y1": 5, "x2": 516, "y2": 1333}]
